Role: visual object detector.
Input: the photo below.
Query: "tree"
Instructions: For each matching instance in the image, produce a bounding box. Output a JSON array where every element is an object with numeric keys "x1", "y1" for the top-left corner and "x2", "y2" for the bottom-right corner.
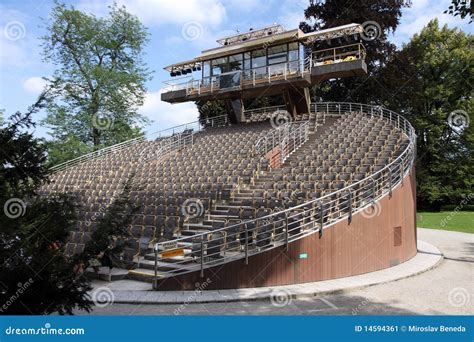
[
  {"x1": 445, "y1": 0, "x2": 472, "y2": 22},
  {"x1": 0, "y1": 94, "x2": 91, "y2": 314},
  {"x1": 196, "y1": 100, "x2": 227, "y2": 123},
  {"x1": 378, "y1": 20, "x2": 473, "y2": 209},
  {"x1": 41, "y1": 2, "x2": 152, "y2": 165},
  {"x1": 0, "y1": 93, "x2": 136, "y2": 314},
  {"x1": 300, "y1": 0, "x2": 411, "y2": 103}
]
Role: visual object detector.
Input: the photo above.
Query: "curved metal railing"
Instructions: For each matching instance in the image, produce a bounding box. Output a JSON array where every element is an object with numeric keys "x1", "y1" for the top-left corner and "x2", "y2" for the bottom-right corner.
[
  {"x1": 152, "y1": 102, "x2": 416, "y2": 282},
  {"x1": 49, "y1": 115, "x2": 230, "y2": 173}
]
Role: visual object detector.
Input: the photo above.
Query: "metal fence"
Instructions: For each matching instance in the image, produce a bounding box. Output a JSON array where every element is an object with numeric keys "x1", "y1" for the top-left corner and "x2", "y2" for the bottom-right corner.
[
  {"x1": 49, "y1": 115, "x2": 229, "y2": 173},
  {"x1": 153, "y1": 102, "x2": 416, "y2": 283}
]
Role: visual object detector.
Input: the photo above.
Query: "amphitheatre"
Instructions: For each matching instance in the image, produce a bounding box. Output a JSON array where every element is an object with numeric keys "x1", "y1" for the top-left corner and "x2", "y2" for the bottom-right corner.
[{"x1": 42, "y1": 23, "x2": 417, "y2": 291}]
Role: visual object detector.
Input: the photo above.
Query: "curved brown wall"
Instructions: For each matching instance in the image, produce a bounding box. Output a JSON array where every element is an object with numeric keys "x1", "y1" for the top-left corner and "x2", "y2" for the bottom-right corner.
[{"x1": 155, "y1": 167, "x2": 417, "y2": 290}]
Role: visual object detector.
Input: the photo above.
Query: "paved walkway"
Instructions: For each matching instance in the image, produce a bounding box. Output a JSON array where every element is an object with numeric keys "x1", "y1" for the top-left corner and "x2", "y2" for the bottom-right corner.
[
  {"x1": 89, "y1": 238, "x2": 442, "y2": 304},
  {"x1": 80, "y1": 229, "x2": 474, "y2": 315},
  {"x1": 81, "y1": 229, "x2": 474, "y2": 315}
]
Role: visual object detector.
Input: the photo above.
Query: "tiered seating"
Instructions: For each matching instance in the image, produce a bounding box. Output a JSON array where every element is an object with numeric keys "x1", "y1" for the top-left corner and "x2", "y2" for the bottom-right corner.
[
  {"x1": 245, "y1": 109, "x2": 315, "y2": 123},
  {"x1": 41, "y1": 110, "x2": 410, "y2": 279},
  {"x1": 212, "y1": 112, "x2": 409, "y2": 231},
  {"x1": 40, "y1": 122, "x2": 273, "y2": 266},
  {"x1": 126, "y1": 122, "x2": 272, "y2": 257}
]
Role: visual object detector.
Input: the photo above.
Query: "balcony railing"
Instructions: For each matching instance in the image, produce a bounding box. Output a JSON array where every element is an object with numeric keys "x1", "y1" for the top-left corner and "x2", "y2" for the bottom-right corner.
[
  {"x1": 152, "y1": 102, "x2": 416, "y2": 284},
  {"x1": 310, "y1": 43, "x2": 366, "y2": 67},
  {"x1": 162, "y1": 60, "x2": 308, "y2": 97}
]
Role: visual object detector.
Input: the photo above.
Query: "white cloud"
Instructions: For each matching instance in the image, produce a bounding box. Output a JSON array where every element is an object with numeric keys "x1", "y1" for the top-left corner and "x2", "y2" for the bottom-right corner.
[
  {"x1": 393, "y1": 0, "x2": 473, "y2": 45},
  {"x1": 23, "y1": 77, "x2": 47, "y2": 94},
  {"x1": 139, "y1": 91, "x2": 199, "y2": 129},
  {"x1": 78, "y1": 0, "x2": 226, "y2": 27}
]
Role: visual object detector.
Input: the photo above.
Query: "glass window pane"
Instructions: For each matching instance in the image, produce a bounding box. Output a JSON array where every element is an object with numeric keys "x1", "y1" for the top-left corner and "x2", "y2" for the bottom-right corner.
[
  {"x1": 229, "y1": 54, "x2": 243, "y2": 71},
  {"x1": 252, "y1": 56, "x2": 266, "y2": 68},
  {"x1": 268, "y1": 54, "x2": 286, "y2": 65},
  {"x1": 202, "y1": 61, "x2": 211, "y2": 78},
  {"x1": 268, "y1": 44, "x2": 287, "y2": 55},
  {"x1": 212, "y1": 57, "x2": 227, "y2": 75},
  {"x1": 288, "y1": 49, "x2": 299, "y2": 61},
  {"x1": 244, "y1": 59, "x2": 251, "y2": 70},
  {"x1": 252, "y1": 49, "x2": 266, "y2": 58},
  {"x1": 289, "y1": 42, "x2": 298, "y2": 51}
]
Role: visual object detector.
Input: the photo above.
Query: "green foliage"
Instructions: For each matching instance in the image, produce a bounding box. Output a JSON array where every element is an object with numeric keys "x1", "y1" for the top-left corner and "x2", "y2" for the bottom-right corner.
[
  {"x1": 0, "y1": 102, "x2": 92, "y2": 315},
  {"x1": 196, "y1": 99, "x2": 227, "y2": 123},
  {"x1": 418, "y1": 211, "x2": 474, "y2": 233},
  {"x1": 80, "y1": 181, "x2": 138, "y2": 268},
  {"x1": 41, "y1": 1, "x2": 151, "y2": 164},
  {"x1": 244, "y1": 95, "x2": 284, "y2": 110},
  {"x1": 0, "y1": 96, "x2": 136, "y2": 314},
  {"x1": 379, "y1": 20, "x2": 473, "y2": 209},
  {"x1": 300, "y1": 0, "x2": 411, "y2": 103},
  {"x1": 445, "y1": 0, "x2": 472, "y2": 22}
]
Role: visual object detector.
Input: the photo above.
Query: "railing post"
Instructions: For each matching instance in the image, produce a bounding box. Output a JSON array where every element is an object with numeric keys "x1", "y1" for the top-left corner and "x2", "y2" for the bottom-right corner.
[
  {"x1": 388, "y1": 167, "x2": 393, "y2": 198},
  {"x1": 348, "y1": 191, "x2": 352, "y2": 224},
  {"x1": 153, "y1": 244, "x2": 158, "y2": 290},
  {"x1": 371, "y1": 179, "x2": 376, "y2": 203},
  {"x1": 245, "y1": 223, "x2": 249, "y2": 265},
  {"x1": 400, "y1": 162, "x2": 404, "y2": 185},
  {"x1": 285, "y1": 212, "x2": 289, "y2": 252},
  {"x1": 200, "y1": 236, "x2": 204, "y2": 278},
  {"x1": 319, "y1": 203, "x2": 323, "y2": 238}
]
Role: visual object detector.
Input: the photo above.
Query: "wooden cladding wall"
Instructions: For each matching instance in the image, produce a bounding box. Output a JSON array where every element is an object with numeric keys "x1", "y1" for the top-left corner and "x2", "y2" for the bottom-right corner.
[{"x1": 155, "y1": 167, "x2": 417, "y2": 291}]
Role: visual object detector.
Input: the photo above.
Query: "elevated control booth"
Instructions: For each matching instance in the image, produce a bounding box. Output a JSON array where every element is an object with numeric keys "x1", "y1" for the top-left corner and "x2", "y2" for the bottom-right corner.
[{"x1": 161, "y1": 23, "x2": 367, "y2": 122}]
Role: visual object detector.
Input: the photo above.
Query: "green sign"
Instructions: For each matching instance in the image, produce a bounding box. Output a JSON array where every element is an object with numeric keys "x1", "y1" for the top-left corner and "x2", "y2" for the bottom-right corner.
[{"x1": 299, "y1": 253, "x2": 308, "y2": 259}]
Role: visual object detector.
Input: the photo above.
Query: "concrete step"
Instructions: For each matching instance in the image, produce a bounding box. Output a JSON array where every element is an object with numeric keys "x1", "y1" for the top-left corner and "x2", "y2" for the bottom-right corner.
[{"x1": 85, "y1": 267, "x2": 129, "y2": 281}]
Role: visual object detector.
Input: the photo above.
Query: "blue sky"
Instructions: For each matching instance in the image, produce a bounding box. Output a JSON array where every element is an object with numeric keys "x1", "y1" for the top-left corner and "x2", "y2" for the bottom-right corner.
[{"x1": 0, "y1": 0, "x2": 472, "y2": 139}]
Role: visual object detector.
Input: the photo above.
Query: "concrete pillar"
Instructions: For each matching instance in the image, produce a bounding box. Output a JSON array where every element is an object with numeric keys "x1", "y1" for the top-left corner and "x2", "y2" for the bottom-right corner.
[{"x1": 225, "y1": 98, "x2": 245, "y2": 123}]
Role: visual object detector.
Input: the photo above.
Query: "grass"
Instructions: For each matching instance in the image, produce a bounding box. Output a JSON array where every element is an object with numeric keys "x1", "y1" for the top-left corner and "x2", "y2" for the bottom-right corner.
[{"x1": 417, "y1": 211, "x2": 474, "y2": 234}]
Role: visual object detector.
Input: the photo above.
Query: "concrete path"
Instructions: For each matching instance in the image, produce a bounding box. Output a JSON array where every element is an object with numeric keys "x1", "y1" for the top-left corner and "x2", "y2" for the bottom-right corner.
[{"x1": 79, "y1": 228, "x2": 474, "y2": 315}]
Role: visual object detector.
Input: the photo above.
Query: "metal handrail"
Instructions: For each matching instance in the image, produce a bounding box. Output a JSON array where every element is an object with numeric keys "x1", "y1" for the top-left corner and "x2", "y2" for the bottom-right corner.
[
  {"x1": 153, "y1": 102, "x2": 416, "y2": 282},
  {"x1": 49, "y1": 114, "x2": 229, "y2": 173},
  {"x1": 311, "y1": 43, "x2": 366, "y2": 66},
  {"x1": 255, "y1": 121, "x2": 310, "y2": 164}
]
